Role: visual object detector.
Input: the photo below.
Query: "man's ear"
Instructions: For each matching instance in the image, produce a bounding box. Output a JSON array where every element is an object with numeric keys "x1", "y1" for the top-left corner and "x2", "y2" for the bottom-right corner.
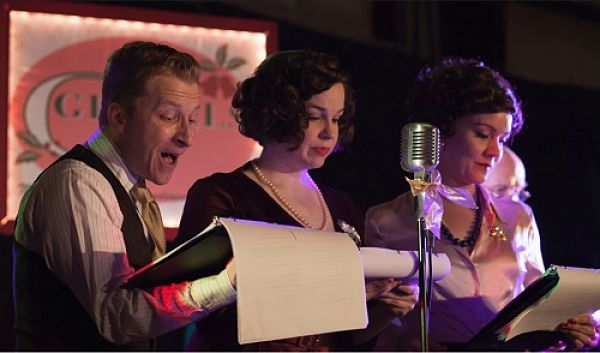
[{"x1": 106, "y1": 102, "x2": 126, "y2": 135}]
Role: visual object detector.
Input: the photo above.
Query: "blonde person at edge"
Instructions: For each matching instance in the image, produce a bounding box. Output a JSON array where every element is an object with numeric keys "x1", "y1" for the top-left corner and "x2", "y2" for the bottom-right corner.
[
  {"x1": 364, "y1": 57, "x2": 600, "y2": 351},
  {"x1": 175, "y1": 49, "x2": 418, "y2": 351},
  {"x1": 12, "y1": 42, "x2": 236, "y2": 350}
]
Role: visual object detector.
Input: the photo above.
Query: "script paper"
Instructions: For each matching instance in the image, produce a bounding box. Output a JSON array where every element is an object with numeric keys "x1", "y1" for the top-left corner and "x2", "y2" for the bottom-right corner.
[
  {"x1": 359, "y1": 247, "x2": 451, "y2": 282},
  {"x1": 506, "y1": 266, "x2": 600, "y2": 340},
  {"x1": 222, "y1": 219, "x2": 367, "y2": 344}
]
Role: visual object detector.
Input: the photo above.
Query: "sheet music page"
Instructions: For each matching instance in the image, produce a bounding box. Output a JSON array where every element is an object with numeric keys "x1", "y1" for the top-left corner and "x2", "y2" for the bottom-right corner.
[
  {"x1": 506, "y1": 266, "x2": 600, "y2": 340},
  {"x1": 221, "y1": 218, "x2": 367, "y2": 344}
]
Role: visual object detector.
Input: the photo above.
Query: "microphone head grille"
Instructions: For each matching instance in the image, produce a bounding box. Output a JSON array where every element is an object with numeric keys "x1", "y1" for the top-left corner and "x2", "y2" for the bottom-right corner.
[{"x1": 400, "y1": 122, "x2": 440, "y2": 173}]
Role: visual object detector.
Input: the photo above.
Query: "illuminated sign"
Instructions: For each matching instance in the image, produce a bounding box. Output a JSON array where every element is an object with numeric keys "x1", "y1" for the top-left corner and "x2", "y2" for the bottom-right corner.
[{"x1": 2, "y1": 4, "x2": 277, "y2": 227}]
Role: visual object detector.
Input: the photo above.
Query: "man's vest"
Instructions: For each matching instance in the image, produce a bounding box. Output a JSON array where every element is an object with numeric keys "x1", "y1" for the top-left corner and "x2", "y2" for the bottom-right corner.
[{"x1": 13, "y1": 144, "x2": 154, "y2": 351}]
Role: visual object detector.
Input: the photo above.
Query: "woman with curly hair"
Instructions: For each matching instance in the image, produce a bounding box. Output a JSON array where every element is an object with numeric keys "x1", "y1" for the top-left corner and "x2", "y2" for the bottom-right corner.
[
  {"x1": 175, "y1": 49, "x2": 418, "y2": 351},
  {"x1": 365, "y1": 57, "x2": 599, "y2": 351}
]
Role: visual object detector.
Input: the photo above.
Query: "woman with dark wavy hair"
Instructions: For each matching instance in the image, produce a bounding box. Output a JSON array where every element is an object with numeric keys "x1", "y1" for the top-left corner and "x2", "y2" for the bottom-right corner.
[
  {"x1": 365, "y1": 57, "x2": 599, "y2": 351},
  {"x1": 175, "y1": 49, "x2": 418, "y2": 351}
]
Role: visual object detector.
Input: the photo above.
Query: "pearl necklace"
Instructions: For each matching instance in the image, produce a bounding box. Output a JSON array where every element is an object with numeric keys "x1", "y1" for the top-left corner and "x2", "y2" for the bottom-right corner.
[{"x1": 251, "y1": 161, "x2": 330, "y2": 230}]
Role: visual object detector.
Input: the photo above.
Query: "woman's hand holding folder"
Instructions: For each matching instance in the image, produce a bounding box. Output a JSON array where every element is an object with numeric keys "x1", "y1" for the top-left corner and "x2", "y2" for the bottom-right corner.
[{"x1": 557, "y1": 312, "x2": 600, "y2": 350}]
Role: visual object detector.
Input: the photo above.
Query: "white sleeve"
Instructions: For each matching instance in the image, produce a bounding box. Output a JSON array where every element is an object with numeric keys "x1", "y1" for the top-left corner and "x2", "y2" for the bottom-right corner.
[{"x1": 521, "y1": 206, "x2": 545, "y2": 288}]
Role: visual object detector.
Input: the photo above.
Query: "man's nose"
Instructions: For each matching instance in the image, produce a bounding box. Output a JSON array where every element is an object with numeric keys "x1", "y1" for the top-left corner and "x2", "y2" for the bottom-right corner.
[{"x1": 175, "y1": 120, "x2": 194, "y2": 147}]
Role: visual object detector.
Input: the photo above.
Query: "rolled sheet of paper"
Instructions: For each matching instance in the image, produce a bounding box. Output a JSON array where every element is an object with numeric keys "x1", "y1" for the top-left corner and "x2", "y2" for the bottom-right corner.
[{"x1": 360, "y1": 247, "x2": 451, "y2": 282}]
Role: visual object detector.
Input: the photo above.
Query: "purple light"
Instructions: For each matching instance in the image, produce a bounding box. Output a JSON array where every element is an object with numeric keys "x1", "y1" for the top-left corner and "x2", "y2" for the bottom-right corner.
[{"x1": 592, "y1": 309, "x2": 600, "y2": 325}]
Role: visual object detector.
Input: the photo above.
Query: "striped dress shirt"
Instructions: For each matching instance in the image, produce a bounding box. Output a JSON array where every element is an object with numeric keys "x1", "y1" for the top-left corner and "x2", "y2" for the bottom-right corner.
[{"x1": 14, "y1": 128, "x2": 235, "y2": 344}]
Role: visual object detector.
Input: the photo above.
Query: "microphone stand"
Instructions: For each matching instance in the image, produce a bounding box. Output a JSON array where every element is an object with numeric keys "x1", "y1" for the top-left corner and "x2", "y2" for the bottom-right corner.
[
  {"x1": 413, "y1": 169, "x2": 434, "y2": 352},
  {"x1": 400, "y1": 121, "x2": 441, "y2": 351}
]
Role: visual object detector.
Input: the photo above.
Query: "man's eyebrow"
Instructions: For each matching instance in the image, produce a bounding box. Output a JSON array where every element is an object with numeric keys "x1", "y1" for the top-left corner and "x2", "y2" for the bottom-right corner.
[{"x1": 157, "y1": 99, "x2": 201, "y2": 109}]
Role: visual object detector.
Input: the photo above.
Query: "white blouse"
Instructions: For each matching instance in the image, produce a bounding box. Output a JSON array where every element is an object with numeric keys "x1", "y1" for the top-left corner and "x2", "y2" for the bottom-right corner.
[{"x1": 365, "y1": 187, "x2": 545, "y2": 350}]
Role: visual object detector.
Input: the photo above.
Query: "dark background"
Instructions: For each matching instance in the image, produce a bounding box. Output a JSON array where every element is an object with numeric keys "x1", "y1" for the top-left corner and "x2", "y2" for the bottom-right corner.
[{"x1": 2, "y1": 1, "x2": 599, "y2": 350}]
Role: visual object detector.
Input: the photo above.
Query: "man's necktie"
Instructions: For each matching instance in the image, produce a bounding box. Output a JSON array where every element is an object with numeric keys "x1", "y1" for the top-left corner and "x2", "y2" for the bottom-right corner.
[{"x1": 131, "y1": 183, "x2": 166, "y2": 259}]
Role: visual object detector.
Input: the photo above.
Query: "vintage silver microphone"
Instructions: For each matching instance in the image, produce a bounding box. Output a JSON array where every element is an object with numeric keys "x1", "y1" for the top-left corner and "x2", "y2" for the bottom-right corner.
[
  {"x1": 400, "y1": 122, "x2": 441, "y2": 352},
  {"x1": 401, "y1": 122, "x2": 440, "y2": 179}
]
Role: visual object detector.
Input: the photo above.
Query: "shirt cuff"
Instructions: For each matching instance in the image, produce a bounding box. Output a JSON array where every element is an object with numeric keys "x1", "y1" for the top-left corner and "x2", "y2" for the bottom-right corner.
[{"x1": 189, "y1": 268, "x2": 237, "y2": 312}]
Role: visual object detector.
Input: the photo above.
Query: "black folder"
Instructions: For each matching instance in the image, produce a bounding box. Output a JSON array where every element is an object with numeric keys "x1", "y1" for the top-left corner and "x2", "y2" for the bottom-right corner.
[
  {"x1": 122, "y1": 219, "x2": 232, "y2": 289},
  {"x1": 462, "y1": 265, "x2": 560, "y2": 349}
]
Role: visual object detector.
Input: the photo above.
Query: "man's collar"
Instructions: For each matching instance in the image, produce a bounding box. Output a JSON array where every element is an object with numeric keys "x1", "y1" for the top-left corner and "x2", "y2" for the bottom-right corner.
[{"x1": 85, "y1": 128, "x2": 140, "y2": 190}]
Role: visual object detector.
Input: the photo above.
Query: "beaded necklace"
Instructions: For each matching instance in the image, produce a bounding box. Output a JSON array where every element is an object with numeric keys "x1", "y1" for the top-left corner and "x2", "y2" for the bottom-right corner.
[
  {"x1": 251, "y1": 161, "x2": 330, "y2": 230},
  {"x1": 441, "y1": 185, "x2": 483, "y2": 248}
]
